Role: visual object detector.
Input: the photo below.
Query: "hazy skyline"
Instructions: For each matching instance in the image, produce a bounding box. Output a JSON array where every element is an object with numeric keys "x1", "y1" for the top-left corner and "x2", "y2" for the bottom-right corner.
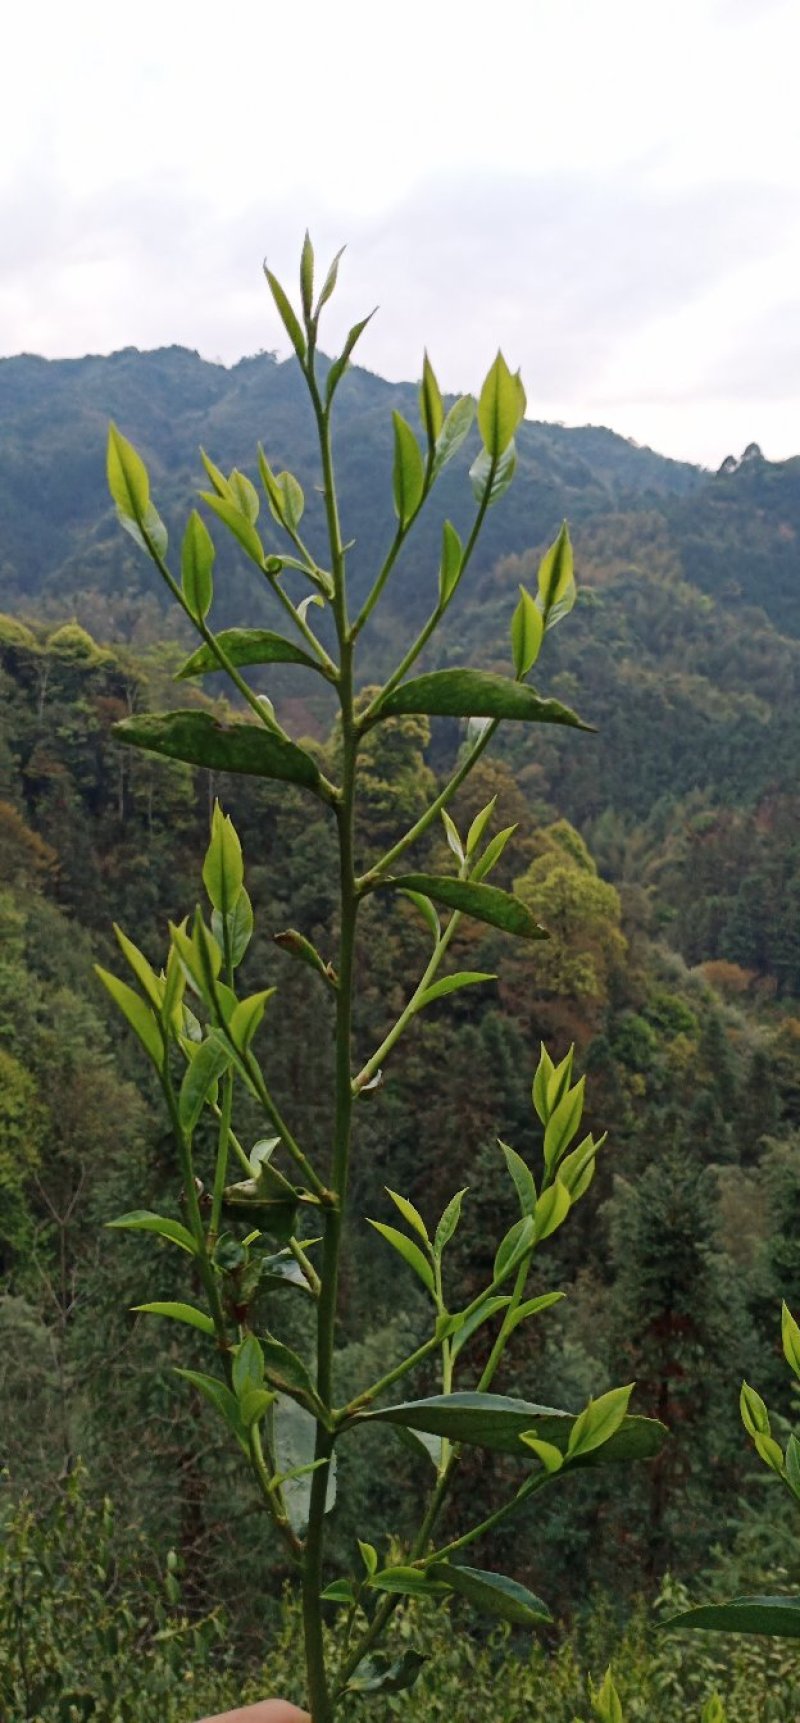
[{"x1": 2, "y1": 0, "x2": 798, "y2": 467}]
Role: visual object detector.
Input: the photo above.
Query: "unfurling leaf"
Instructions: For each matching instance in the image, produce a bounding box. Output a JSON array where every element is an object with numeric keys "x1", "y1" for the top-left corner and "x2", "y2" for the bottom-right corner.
[
  {"x1": 519, "y1": 1434, "x2": 564, "y2": 1473},
  {"x1": 274, "y1": 929, "x2": 336, "y2": 987},
  {"x1": 537, "y1": 523, "x2": 575, "y2": 627},
  {"x1": 432, "y1": 394, "x2": 474, "y2": 476},
  {"x1": 740, "y1": 1380, "x2": 771, "y2": 1438},
  {"x1": 434, "y1": 1188, "x2": 468, "y2": 1256},
  {"x1": 782, "y1": 1302, "x2": 800, "y2": 1380},
  {"x1": 299, "y1": 230, "x2": 315, "y2": 323},
  {"x1": 592, "y1": 1666, "x2": 623, "y2": 1723},
  {"x1": 532, "y1": 1042, "x2": 555, "y2": 1125},
  {"x1": 543, "y1": 1077, "x2": 586, "y2": 1172}
]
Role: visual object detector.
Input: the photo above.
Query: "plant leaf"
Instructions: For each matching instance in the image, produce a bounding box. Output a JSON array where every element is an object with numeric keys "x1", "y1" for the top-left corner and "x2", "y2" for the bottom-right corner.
[
  {"x1": 345, "y1": 1649, "x2": 426, "y2": 1695},
  {"x1": 176, "y1": 628, "x2": 320, "y2": 679},
  {"x1": 370, "y1": 669, "x2": 591, "y2": 730},
  {"x1": 357, "y1": 1391, "x2": 666, "y2": 1462},
  {"x1": 181, "y1": 510, "x2": 215, "y2": 621},
  {"x1": 430, "y1": 1563, "x2": 550, "y2": 1628},
  {"x1": 392, "y1": 412, "x2": 425, "y2": 526},
  {"x1": 133, "y1": 1301, "x2": 215, "y2": 1335},
  {"x1": 451, "y1": 1296, "x2": 511, "y2": 1360},
  {"x1": 477, "y1": 352, "x2": 524, "y2": 458},
  {"x1": 499, "y1": 1140, "x2": 537, "y2": 1216},
  {"x1": 664, "y1": 1595, "x2": 800, "y2": 1638},
  {"x1": 179, "y1": 1036, "x2": 231, "y2": 1135},
  {"x1": 432, "y1": 394, "x2": 475, "y2": 475},
  {"x1": 434, "y1": 1188, "x2": 468, "y2": 1257},
  {"x1": 469, "y1": 441, "x2": 517, "y2": 507},
  {"x1": 511, "y1": 586, "x2": 544, "y2": 677},
  {"x1": 114, "y1": 711, "x2": 324, "y2": 795},
  {"x1": 419, "y1": 351, "x2": 444, "y2": 449},
  {"x1": 264, "y1": 266, "x2": 307, "y2": 361},
  {"x1": 438, "y1": 519, "x2": 464, "y2": 606},
  {"x1": 325, "y1": 311, "x2": 376, "y2": 403},
  {"x1": 387, "y1": 875, "x2": 547, "y2": 942},
  {"x1": 416, "y1": 971, "x2": 495, "y2": 1010},
  {"x1": 200, "y1": 492, "x2": 265, "y2": 565},
  {"x1": 386, "y1": 1189, "x2": 430, "y2": 1246},
  {"x1": 95, "y1": 967, "x2": 163, "y2": 1067},
  {"x1": 106, "y1": 1210, "x2": 197, "y2": 1255},
  {"x1": 368, "y1": 1221, "x2": 435, "y2": 1294},
  {"x1": 175, "y1": 1367, "x2": 246, "y2": 1447}
]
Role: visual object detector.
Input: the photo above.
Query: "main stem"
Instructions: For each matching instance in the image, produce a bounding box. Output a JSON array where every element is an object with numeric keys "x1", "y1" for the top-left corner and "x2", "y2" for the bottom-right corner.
[{"x1": 302, "y1": 379, "x2": 357, "y2": 1723}]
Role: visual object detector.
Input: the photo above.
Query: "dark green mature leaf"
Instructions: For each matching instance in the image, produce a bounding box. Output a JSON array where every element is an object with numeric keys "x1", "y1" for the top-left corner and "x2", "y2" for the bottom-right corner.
[
  {"x1": 176, "y1": 628, "x2": 321, "y2": 679},
  {"x1": 345, "y1": 1649, "x2": 426, "y2": 1695},
  {"x1": 392, "y1": 412, "x2": 425, "y2": 525},
  {"x1": 430, "y1": 1563, "x2": 551, "y2": 1627},
  {"x1": 664, "y1": 1596, "x2": 800, "y2": 1637},
  {"x1": 106, "y1": 1210, "x2": 197, "y2": 1255},
  {"x1": 114, "y1": 711, "x2": 324, "y2": 794},
  {"x1": 387, "y1": 875, "x2": 548, "y2": 942},
  {"x1": 370, "y1": 668, "x2": 591, "y2": 729},
  {"x1": 357, "y1": 1392, "x2": 666, "y2": 1462},
  {"x1": 261, "y1": 1338, "x2": 318, "y2": 1405}
]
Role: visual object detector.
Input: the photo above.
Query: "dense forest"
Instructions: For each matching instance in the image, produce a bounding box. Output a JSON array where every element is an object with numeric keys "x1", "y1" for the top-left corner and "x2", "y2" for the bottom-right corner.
[{"x1": 1, "y1": 347, "x2": 799, "y2": 1718}]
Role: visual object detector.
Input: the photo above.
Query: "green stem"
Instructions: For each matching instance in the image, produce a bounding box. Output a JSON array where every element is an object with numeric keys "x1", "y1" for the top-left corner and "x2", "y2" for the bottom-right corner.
[
  {"x1": 352, "y1": 910, "x2": 462, "y2": 1092},
  {"x1": 419, "y1": 1469, "x2": 552, "y2": 1567},
  {"x1": 249, "y1": 1420, "x2": 304, "y2": 1560},
  {"x1": 477, "y1": 1254, "x2": 532, "y2": 1391},
  {"x1": 300, "y1": 364, "x2": 357, "y2": 1723},
  {"x1": 160, "y1": 1065, "x2": 230, "y2": 1375},
  {"x1": 208, "y1": 1070, "x2": 234, "y2": 1246},
  {"x1": 358, "y1": 720, "x2": 499, "y2": 888}
]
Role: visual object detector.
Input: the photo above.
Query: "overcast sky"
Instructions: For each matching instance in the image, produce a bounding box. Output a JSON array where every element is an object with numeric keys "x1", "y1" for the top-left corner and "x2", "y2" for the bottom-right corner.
[{"x1": 2, "y1": 0, "x2": 798, "y2": 466}]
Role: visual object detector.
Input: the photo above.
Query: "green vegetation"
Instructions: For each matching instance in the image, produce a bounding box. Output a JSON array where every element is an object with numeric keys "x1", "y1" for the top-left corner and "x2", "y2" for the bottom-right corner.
[{"x1": 0, "y1": 241, "x2": 798, "y2": 1718}]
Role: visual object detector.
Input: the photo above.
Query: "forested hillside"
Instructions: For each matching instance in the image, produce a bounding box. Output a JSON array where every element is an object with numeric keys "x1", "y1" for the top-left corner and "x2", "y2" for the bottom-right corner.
[{"x1": 1, "y1": 348, "x2": 798, "y2": 1714}]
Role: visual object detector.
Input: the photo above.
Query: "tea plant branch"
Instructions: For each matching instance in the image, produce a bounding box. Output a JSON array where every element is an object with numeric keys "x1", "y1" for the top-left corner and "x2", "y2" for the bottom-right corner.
[
  {"x1": 358, "y1": 720, "x2": 499, "y2": 888},
  {"x1": 352, "y1": 461, "x2": 434, "y2": 637},
  {"x1": 158, "y1": 1062, "x2": 231, "y2": 1367},
  {"x1": 352, "y1": 908, "x2": 464, "y2": 1093},
  {"x1": 419, "y1": 1467, "x2": 553, "y2": 1568}
]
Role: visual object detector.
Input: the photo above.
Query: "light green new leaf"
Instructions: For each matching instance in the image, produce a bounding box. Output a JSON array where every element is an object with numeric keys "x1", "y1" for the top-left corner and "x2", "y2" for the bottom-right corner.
[
  {"x1": 388, "y1": 874, "x2": 548, "y2": 942},
  {"x1": 434, "y1": 1188, "x2": 468, "y2": 1257},
  {"x1": 112, "y1": 924, "x2": 163, "y2": 1010},
  {"x1": 392, "y1": 412, "x2": 425, "y2": 525},
  {"x1": 264, "y1": 266, "x2": 307, "y2": 361},
  {"x1": 782, "y1": 1302, "x2": 800, "y2": 1379},
  {"x1": 399, "y1": 888, "x2": 440, "y2": 943},
  {"x1": 494, "y1": 1216, "x2": 535, "y2": 1282},
  {"x1": 532, "y1": 1042, "x2": 555, "y2": 1125},
  {"x1": 200, "y1": 491, "x2": 265, "y2": 565},
  {"x1": 227, "y1": 469, "x2": 260, "y2": 524},
  {"x1": 432, "y1": 394, "x2": 475, "y2": 475},
  {"x1": 175, "y1": 1367, "x2": 246, "y2": 1447},
  {"x1": 106, "y1": 1210, "x2": 197, "y2": 1255},
  {"x1": 212, "y1": 889, "x2": 254, "y2": 971},
  {"x1": 178, "y1": 1036, "x2": 231, "y2": 1135},
  {"x1": 95, "y1": 966, "x2": 163, "y2": 1068},
  {"x1": 471, "y1": 824, "x2": 517, "y2": 883},
  {"x1": 371, "y1": 667, "x2": 591, "y2": 730},
  {"x1": 740, "y1": 1380, "x2": 771, "y2": 1438},
  {"x1": 299, "y1": 230, "x2": 315, "y2": 322},
  {"x1": 507, "y1": 1291, "x2": 565, "y2": 1334},
  {"x1": 199, "y1": 449, "x2": 233, "y2": 500},
  {"x1": 114, "y1": 711, "x2": 324, "y2": 795},
  {"x1": 107, "y1": 423, "x2": 149, "y2": 522},
  {"x1": 469, "y1": 441, "x2": 517, "y2": 507},
  {"x1": 325, "y1": 310, "x2": 377, "y2": 403},
  {"x1": 370, "y1": 1566, "x2": 448, "y2": 1600},
  {"x1": 537, "y1": 523, "x2": 574, "y2": 619},
  {"x1": 176, "y1": 627, "x2": 320, "y2": 679},
  {"x1": 466, "y1": 797, "x2": 497, "y2": 857},
  {"x1": 592, "y1": 1667, "x2": 623, "y2": 1723},
  {"x1": 232, "y1": 1333, "x2": 265, "y2": 1398},
  {"x1": 229, "y1": 988, "x2": 274, "y2": 1053},
  {"x1": 519, "y1": 1435, "x2": 564, "y2": 1473},
  {"x1": 416, "y1": 971, "x2": 495, "y2": 1010},
  {"x1": 419, "y1": 351, "x2": 444, "y2": 449},
  {"x1": 181, "y1": 510, "x2": 215, "y2": 621},
  {"x1": 533, "y1": 1182, "x2": 571, "y2": 1242},
  {"x1": 315, "y1": 245, "x2": 345, "y2": 317},
  {"x1": 567, "y1": 1384, "x2": 634, "y2": 1460},
  {"x1": 203, "y1": 802, "x2": 244, "y2": 916},
  {"x1": 386, "y1": 1188, "x2": 430, "y2": 1246},
  {"x1": 511, "y1": 586, "x2": 544, "y2": 677},
  {"x1": 543, "y1": 1077, "x2": 585, "y2": 1172},
  {"x1": 134, "y1": 1301, "x2": 215, "y2": 1335},
  {"x1": 368, "y1": 1221, "x2": 435, "y2": 1294},
  {"x1": 477, "y1": 352, "x2": 524, "y2": 458},
  {"x1": 451, "y1": 1296, "x2": 511, "y2": 1360},
  {"x1": 438, "y1": 519, "x2": 464, "y2": 606},
  {"x1": 499, "y1": 1141, "x2": 537, "y2": 1217},
  {"x1": 431, "y1": 1563, "x2": 550, "y2": 1628}
]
